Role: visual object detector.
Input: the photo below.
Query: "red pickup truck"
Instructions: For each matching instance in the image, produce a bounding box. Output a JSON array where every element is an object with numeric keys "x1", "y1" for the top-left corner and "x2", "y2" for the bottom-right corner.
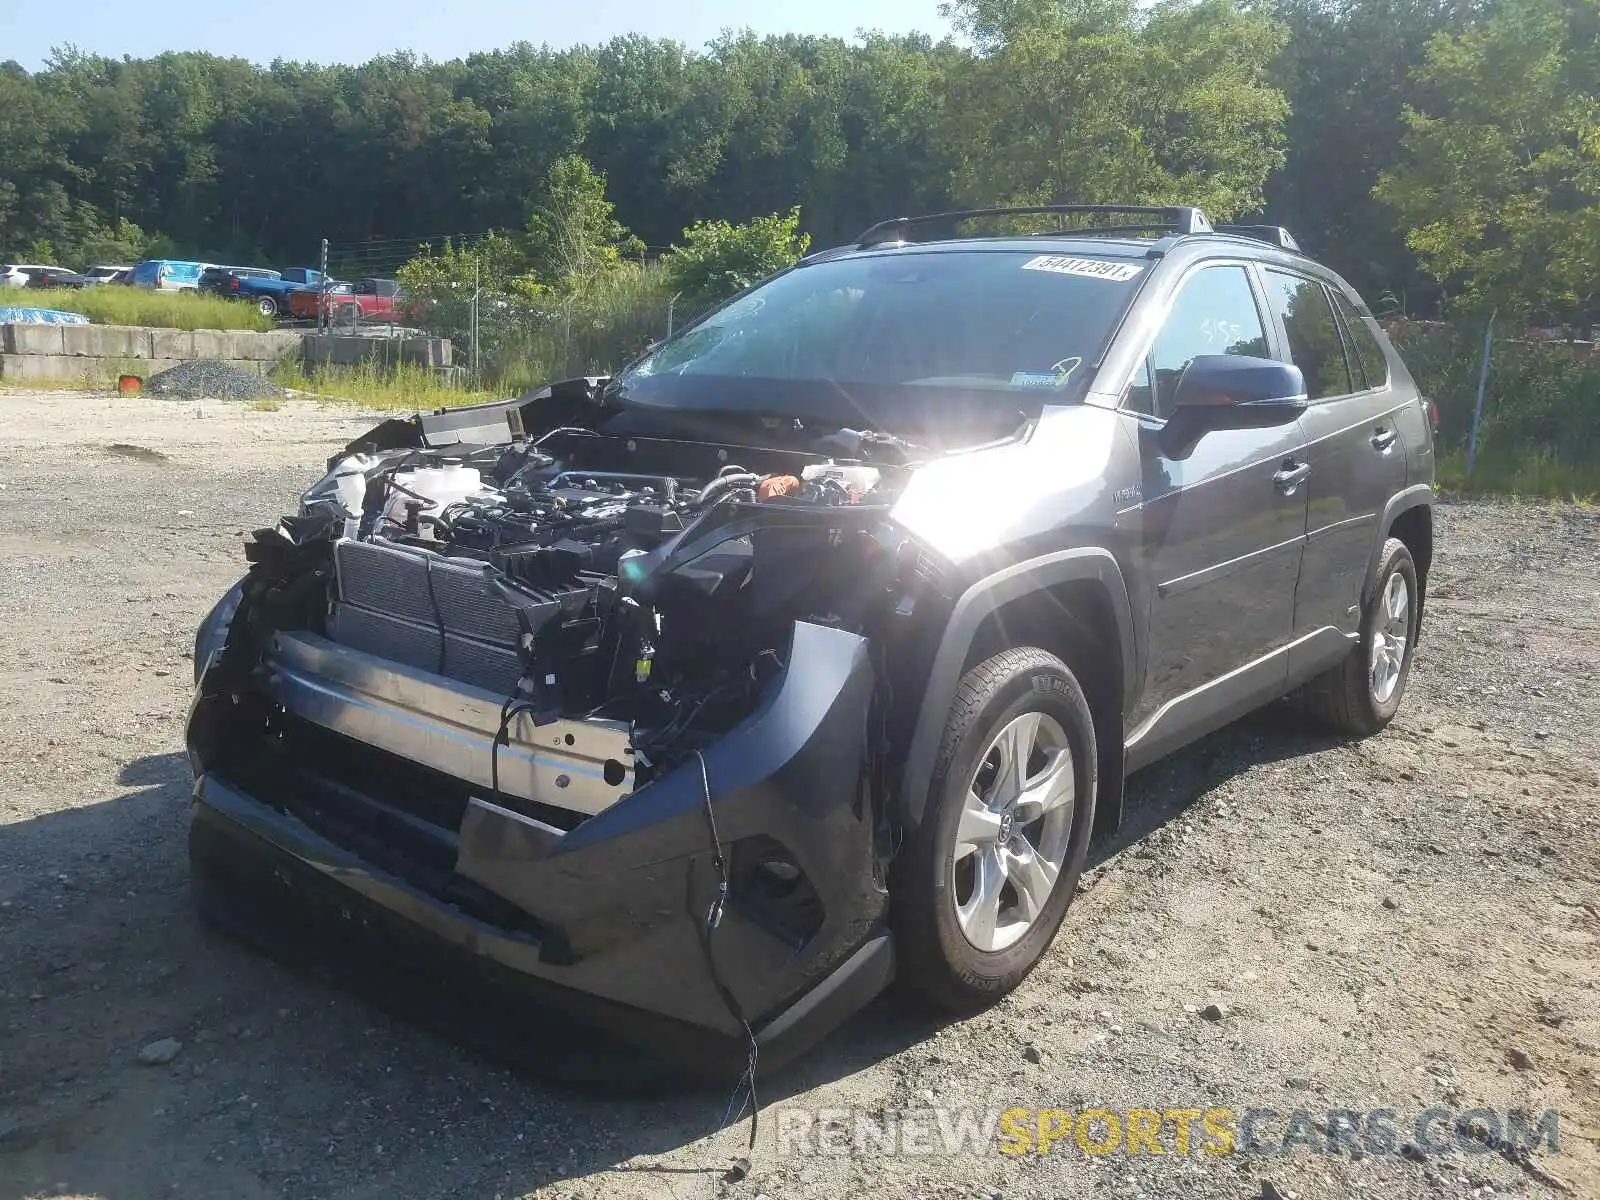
[{"x1": 289, "y1": 277, "x2": 409, "y2": 324}]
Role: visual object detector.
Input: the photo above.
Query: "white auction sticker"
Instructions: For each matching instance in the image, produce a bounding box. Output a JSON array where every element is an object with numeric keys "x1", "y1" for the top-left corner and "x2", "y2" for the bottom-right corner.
[{"x1": 1021, "y1": 255, "x2": 1143, "y2": 282}]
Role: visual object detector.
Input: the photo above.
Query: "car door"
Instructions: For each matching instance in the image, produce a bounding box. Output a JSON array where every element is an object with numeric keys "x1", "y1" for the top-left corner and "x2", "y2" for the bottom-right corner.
[
  {"x1": 1121, "y1": 262, "x2": 1310, "y2": 752},
  {"x1": 1259, "y1": 270, "x2": 1409, "y2": 654}
]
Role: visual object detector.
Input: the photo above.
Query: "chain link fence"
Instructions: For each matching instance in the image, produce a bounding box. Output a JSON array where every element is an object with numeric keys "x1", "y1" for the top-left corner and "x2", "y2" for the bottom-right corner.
[
  {"x1": 1390, "y1": 316, "x2": 1600, "y2": 482},
  {"x1": 318, "y1": 237, "x2": 696, "y2": 390}
]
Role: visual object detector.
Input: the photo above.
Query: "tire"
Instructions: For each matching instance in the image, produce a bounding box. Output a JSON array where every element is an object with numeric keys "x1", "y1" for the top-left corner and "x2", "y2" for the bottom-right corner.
[
  {"x1": 891, "y1": 646, "x2": 1097, "y2": 1013},
  {"x1": 1301, "y1": 537, "x2": 1419, "y2": 736},
  {"x1": 336, "y1": 303, "x2": 360, "y2": 328},
  {"x1": 256, "y1": 295, "x2": 279, "y2": 318}
]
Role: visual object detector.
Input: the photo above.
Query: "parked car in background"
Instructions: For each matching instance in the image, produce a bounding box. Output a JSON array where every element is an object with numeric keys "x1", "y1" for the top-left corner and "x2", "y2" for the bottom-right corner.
[
  {"x1": 198, "y1": 266, "x2": 280, "y2": 304},
  {"x1": 83, "y1": 265, "x2": 133, "y2": 285},
  {"x1": 2, "y1": 264, "x2": 71, "y2": 288},
  {"x1": 288, "y1": 277, "x2": 407, "y2": 324},
  {"x1": 288, "y1": 280, "x2": 346, "y2": 322},
  {"x1": 197, "y1": 266, "x2": 279, "y2": 293},
  {"x1": 203, "y1": 266, "x2": 330, "y2": 318},
  {"x1": 130, "y1": 260, "x2": 209, "y2": 292},
  {"x1": 24, "y1": 268, "x2": 94, "y2": 288}
]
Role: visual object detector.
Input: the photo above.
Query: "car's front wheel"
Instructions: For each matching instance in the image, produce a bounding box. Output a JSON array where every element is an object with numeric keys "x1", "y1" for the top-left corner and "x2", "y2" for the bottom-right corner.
[
  {"x1": 892, "y1": 647, "x2": 1096, "y2": 1013},
  {"x1": 256, "y1": 295, "x2": 279, "y2": 318}
]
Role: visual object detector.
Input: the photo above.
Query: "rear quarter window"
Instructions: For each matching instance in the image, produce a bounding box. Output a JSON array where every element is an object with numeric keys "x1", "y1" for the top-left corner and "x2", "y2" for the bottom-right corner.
[{"x1": 1330, "y1": 290, "x2": 1390, "y2": 390}]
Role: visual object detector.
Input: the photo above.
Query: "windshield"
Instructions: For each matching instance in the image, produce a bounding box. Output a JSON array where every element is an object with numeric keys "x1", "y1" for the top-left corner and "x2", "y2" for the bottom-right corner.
[{"x1": 619, "y1": 249, "x2": 1144, "y2": 405}]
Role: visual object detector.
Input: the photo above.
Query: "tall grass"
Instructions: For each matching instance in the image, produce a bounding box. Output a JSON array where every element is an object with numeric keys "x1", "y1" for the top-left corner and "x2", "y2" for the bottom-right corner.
[
  {"x1": 273, "y1": 359, "x2": 505, "y2": 411},
  {"x1": 33, "y1": 288, "x2": 273, "y2": 331},
  {"x1": 523, "y1": 262, "x2": 679, "y2": 382},
  {"x1": 1390, "y1": 321, "x2": 1600, "y2": 498},
  {"x1": 417, "y1": 262, "x2": 679, "y2": 391},
  {"x1": 1435, "y1": 446, "x2": 1600, "y2": 501}
]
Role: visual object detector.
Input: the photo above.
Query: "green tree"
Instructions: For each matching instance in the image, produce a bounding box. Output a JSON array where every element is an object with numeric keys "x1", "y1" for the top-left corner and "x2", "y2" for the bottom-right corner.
[
  {"x1": 940, "y1": 0, "x2": 1288, "y2": 220},
  {"x1": 457, "y1": 44, "x2": 596, "y2": 235},
  {"x1": 584, "y1": 36, "x2": 729, "y2": 247},
  {"x1": 1266, "y1": 0, "x2": 1474, "y2": 308},
  {"x1": 0, "y1": 61, "x2": 81, "y2": 257},
  {"x1": 525, "y1": 154, "x2": 644, "y2": 293},
  {"x1": 397, "y1": 231, "x2": 529, "y2": 300},
  {"x1": 662, "y1": 207, "x2": 812, "y2": 307},
  {"x1": 1375, "y1": 0, "x2": 1600, "y2": 323}
]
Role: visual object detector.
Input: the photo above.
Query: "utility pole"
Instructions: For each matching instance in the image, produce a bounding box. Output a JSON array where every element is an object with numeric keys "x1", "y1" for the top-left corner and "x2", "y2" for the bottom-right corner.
[
  {"x1": 1466, "y1": 308, "x2": 1496, "y2": 477},
  {"x1": 319, "y1": 238, "x2": 330, "y2": 333}
]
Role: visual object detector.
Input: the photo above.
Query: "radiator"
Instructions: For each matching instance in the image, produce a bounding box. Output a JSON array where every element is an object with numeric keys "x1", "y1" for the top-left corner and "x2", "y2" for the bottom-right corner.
[{"x1": 327, "y1": 538, "x2": 579, "y2": 696}]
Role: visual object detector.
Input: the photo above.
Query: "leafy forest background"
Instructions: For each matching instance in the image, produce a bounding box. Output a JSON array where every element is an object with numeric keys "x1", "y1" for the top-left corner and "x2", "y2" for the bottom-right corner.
[{"x1": 3, "y1": 0, "x2": 1599, "y2": 487}]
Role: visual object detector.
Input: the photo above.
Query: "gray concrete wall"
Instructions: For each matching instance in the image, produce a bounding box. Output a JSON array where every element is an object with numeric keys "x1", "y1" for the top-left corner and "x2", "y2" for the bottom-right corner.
[
  {"x1": 0, "y1": 323, "x2": 306, "y2": 383},
  {"x1": 0, "y1": 354, "x2": 296, "y2": 383},
  {"x1": 301, "y1": 334, "x2": 452, "y2": 368}
]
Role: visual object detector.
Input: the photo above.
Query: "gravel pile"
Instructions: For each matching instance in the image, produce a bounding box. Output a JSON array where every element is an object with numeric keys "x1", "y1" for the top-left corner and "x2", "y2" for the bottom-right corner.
[{"x1": 146, "y1": 358, "x2": 282, "y2": 401}]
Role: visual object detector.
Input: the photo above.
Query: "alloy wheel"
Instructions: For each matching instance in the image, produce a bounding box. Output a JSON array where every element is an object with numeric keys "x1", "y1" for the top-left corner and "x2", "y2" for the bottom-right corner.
[
  {"x1": 951, "y1": 711, "x2": 1076, "y2": 952},
  {"x1": 1370, "y1": 570, "x2": 1411, "y2": 703}
]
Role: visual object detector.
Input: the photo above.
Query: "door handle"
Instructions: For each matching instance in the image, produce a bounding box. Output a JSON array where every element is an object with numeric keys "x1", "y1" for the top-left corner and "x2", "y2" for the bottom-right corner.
[
  {"x1": 1371, "y1": 426, "x2": 1397, "y2": 452},
  {"x1": 1273, "y1": 461, "x2": 1310, "y2": 494}
]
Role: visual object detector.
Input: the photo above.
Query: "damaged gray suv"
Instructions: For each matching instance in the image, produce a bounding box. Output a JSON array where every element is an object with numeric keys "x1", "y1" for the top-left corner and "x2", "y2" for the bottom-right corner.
[{"x1": 186, "y1": 205, "x2": 1434, "y2": 1077}]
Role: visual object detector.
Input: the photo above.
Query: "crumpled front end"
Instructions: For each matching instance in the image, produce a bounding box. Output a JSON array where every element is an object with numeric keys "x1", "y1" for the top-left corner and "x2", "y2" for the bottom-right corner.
[{"x1": 185, "y1": 397, "x2": 947, "y2": 1071}]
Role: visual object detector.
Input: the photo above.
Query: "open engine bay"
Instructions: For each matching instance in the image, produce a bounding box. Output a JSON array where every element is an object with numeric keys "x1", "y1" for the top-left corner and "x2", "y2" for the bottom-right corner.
[{"x1": 209, "y1": 390, "x2": 938, "y2": 834}]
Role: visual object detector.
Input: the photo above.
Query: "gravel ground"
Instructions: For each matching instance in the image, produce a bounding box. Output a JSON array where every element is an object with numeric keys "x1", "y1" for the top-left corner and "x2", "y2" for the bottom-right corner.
[{"x1": 0, "y1": 388, "x2": 1596, "y2": 1200}]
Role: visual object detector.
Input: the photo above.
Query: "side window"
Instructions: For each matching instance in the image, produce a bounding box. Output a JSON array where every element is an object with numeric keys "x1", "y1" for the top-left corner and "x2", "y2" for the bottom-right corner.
[
  {"x1": 1330, "y1": 290, "x2": 1389, "y2": 390},
  {"x1": 1147, "y1": 265, "x2": 1270, "y2": 419},
  {"x1": 1263, "y1": 270, "x2": 1353, "y2": 400}
]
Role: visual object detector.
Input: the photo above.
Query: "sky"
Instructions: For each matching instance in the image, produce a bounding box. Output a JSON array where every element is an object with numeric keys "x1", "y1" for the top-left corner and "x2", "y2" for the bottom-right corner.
[{"x1": 1, "y1": 0, "x2": 951, "y2": 69}]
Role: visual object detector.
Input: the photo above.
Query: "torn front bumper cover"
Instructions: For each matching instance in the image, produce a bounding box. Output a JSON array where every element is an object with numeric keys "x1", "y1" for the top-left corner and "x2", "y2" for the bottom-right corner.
[{"x1": 185, "y1": 619, "x2": 894, "y2": 1077}]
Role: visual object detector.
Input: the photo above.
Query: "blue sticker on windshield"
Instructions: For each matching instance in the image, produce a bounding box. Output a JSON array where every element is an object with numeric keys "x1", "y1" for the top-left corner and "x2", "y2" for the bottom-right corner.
[
  {"x1": 1010, "y1": 357, "x2": 1081, "y2": 389},
  {"x1": 1010, "y1": 371, "x2": 1066, "y2": 388}
]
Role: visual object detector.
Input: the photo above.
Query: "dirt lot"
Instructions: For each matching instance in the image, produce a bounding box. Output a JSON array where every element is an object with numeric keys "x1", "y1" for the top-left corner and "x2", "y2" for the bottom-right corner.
[{"x1": 1, "y1": 388, "x2": 1596, "y2": 1200}]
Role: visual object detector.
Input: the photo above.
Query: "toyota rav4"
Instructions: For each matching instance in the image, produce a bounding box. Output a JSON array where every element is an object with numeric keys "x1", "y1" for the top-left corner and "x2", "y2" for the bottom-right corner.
[{"x1": 186, "y1": 205, "x2": 1434, "y2": 1078}]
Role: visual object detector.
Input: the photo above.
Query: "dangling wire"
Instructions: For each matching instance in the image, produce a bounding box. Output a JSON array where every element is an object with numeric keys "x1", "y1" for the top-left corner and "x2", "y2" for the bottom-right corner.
[{"x1": 692, "y1": 749, "x2": 760, "y2": 1168}]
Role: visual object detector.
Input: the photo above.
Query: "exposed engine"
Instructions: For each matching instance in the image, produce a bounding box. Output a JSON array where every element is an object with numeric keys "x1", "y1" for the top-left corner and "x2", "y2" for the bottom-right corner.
[{"x1": 248, "y1": 422, "x2": 919, "y2": 793}]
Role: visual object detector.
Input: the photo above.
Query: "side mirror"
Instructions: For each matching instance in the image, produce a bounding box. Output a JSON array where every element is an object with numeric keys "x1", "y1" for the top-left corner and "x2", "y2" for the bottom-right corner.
[{"x1": 1159, "y1": 355, "x2": 1306, "y2": 459}]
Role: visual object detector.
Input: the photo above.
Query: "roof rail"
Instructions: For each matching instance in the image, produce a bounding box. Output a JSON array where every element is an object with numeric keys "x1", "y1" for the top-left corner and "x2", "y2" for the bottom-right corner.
[
  {"x1": 1215, "y1": 224, "x2": 1300, "y2": 252},
  {"x1": 855, "y1": 205, "x2": 1213, "y2": 247}
]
